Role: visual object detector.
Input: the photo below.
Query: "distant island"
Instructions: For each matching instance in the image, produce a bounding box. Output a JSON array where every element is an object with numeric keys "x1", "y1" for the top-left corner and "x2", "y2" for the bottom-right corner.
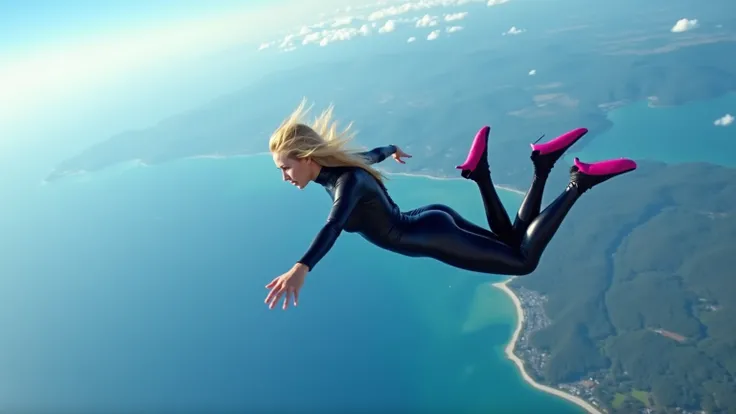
[{"x1": 44, "y1": 21, "x2": 736, "y2": 414}]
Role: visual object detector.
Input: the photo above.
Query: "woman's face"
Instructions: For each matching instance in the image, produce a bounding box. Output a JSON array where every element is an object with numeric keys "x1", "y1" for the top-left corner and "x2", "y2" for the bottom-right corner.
[{"x1": 272, "y1": 151, "x2": 314, "y2": 190}]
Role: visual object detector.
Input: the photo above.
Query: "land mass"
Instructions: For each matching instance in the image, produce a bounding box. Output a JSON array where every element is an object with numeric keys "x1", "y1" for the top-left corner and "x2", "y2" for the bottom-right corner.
[{"x1": 504, "y1": 160, "x2": 736, "y2": 414}]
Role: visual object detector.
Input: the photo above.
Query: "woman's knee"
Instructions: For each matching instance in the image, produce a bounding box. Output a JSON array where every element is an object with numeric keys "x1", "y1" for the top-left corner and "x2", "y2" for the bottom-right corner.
[{"x1": 514, "y1": 257, "x2": 540, "y2": 276}]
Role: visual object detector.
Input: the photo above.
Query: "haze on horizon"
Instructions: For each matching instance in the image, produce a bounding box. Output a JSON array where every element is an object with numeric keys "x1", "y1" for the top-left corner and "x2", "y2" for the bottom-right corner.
[{"x1": 0, "y1": 0, "x2": 397, "y2": 134}]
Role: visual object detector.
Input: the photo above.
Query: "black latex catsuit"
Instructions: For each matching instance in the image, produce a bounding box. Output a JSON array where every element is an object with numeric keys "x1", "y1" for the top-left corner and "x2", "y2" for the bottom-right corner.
[{"x1": 297, "y1": 145, "x2": 583, "y2": 276}]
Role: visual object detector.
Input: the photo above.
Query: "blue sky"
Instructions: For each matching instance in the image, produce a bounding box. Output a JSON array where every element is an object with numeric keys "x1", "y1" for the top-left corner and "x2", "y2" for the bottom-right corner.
[
  {"x1": 0, "y1": 0, "x2": 282, "y2": 54},
  {"x1": 0, "y1": 0, "x2": 505, "y2": 131},
  {"x1": 0, "y1": 0, "x2": 317, "y2": 128}
]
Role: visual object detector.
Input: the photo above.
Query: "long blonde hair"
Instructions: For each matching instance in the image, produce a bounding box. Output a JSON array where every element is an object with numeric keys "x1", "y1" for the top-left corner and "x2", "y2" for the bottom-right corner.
[{"x1": 268, "y1": 98, "x2": 387, "y2": 183}]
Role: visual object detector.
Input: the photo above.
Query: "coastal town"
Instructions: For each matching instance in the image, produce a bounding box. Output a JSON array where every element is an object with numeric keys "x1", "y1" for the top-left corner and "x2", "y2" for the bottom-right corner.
[{"x1": 507, "y1": 284, "x2": 710, "y2": 414}]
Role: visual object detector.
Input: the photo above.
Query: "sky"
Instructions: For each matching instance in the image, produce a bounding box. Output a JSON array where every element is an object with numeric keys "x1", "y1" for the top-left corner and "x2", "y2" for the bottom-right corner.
[
  {"x1": 0, "y1": 0, "x2": 373, "y2": 130},
  {"x1": 0, "y1": 0, "x2": 507, "y2": 134},
  {"x1": 1, "y1": 0, "x2": 296, "y2": 54}
]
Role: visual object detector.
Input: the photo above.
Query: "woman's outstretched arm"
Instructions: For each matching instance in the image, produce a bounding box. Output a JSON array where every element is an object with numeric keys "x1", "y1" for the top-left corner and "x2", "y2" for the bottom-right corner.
[
  {"x1": 297, "y1": 172, "x2": 362, "y2": 271},
  {"x1": 356, "y1": 145, "x2": 398, "y2": 165},
  {"x1": 264, "y1": 171, "x2": 363, "y2": 310}
]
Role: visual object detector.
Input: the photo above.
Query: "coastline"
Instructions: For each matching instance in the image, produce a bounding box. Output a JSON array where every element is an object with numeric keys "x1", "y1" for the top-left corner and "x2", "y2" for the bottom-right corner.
[
  {"x1": 492, "y1": 278, "x2": 603, "y2": 414},
  {"x1": 47, "y1": 152, "x2": 528, "y2": 195},
  {"x1": 188, "y1": 153, "x2": 529, "y2": 195},
  {"x1": 385, "y1": 171, "x2": 526, "y2": 196}
]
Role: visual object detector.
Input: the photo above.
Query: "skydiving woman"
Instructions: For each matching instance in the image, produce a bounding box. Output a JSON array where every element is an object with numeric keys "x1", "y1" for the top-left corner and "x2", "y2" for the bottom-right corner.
[{"x1": 264, "y1": 101, "x2": 636, "y2": 310}]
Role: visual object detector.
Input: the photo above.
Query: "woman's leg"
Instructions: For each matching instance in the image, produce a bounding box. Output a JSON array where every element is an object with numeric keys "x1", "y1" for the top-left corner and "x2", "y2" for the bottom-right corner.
[
  {"x1": 456, "y1": 126, "x2": 514, "y2": 243},
  {"x1": 396, "y1": 157, "x2": 637, "y2": 275},
  {"x1": 511, "y1": 128, "x2": 589, "y2": 245}
]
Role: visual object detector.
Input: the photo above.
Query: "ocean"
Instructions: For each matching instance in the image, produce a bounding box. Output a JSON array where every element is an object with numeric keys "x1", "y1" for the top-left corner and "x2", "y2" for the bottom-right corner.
[
  {"x1": 0, "y1": 151, "x2": 580, "y2": 413},
  {"x1": 566, "y1": 92, "x2": 736, "y2": 167}
]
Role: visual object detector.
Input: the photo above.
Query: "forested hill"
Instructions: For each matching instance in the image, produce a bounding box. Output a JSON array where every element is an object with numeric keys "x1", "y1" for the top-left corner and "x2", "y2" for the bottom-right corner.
[{"x1": 510, "y1": 159, "x2": 736, "y2": 413}]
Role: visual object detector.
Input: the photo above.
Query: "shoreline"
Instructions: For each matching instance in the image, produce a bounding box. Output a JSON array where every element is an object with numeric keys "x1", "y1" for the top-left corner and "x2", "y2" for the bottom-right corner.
[
  {"x1": 46, "y1": 152, "x2": 528, "y2": 195},
  {"x1": 162, "y1": 153, "x2": 530, "y2": 195},
  {"x1": 384, "y1": 171, "x2": 526, "y2": 196},
  {"x1": 492, "y1": 278, "x2": 603, "y2": 414}
]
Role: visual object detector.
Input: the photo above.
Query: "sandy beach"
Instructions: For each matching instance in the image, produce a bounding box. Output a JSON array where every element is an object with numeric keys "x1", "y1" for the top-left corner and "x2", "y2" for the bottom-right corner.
[{"x1": 493, "y1": 278, "x2": 603, "y2": 414}]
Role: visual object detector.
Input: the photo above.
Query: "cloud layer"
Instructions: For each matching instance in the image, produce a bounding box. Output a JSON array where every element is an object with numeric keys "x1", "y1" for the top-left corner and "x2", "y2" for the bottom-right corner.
[{"x1": 258, "y1": 0, "x2": 509, "y2": 51}]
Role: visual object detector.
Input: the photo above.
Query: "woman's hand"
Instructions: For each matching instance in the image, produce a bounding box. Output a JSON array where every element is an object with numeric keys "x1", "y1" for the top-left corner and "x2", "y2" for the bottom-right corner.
[
  {"x1": 264, "y1": 263, "x2": 308, "y2": 310},
  {"x1": 392, "y1": 146, "x2": 412, "y2": 164}
]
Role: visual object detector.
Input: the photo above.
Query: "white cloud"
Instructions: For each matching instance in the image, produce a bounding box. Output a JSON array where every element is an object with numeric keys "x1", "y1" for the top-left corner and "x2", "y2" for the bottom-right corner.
[
  {"x1": 671, "y1": 18, "x2": 698, "y2": 33},
  {"x1": 368, "y1": 3, "x2": 417, "y2": 20},
  {"x1": 446, "y1": 26, "x2": 463, "y2": 33},
  {"x1": 445, "y1": 12, "x2": 468, "y2": 22},
  {"x1": 298, "y1": 24, "x2": 372, "y2": 48},
  {"x1": 332, "y1": 16, "x2": 355, "y2": 27},
  {"x1": 529, "y1": 69, "x2": 536, "y2": 75},
  {"x1": 714, "y1": 114, "x2": 734, "y2": 126},
  {"x1": 309, "y1": 21, "x2": 328, "y2": 30},
  {"x1": 407, "y1": 36, "x2": 417, "y2": 43},
  {"x1": 379, "y1": 20, "x2": 397, "y2": 33},
  {"x1": 416, "y1": 14, "x2": 439, "y2": 27},
  {"x1": 427, "y1": 30, "x2": 441, "y2": 40},
  {"x1": 301, "y1": 32, "x2": 321, "y2": 45},
  {"x1": 366, "y1": 0, "x2": 497, "y2": 21},
  {"x1": 359, "y1": 24, "x2": 372, "y2": 35},
  {"x1": 503, "y1": 26, "x2": 525, "y2": 35}
]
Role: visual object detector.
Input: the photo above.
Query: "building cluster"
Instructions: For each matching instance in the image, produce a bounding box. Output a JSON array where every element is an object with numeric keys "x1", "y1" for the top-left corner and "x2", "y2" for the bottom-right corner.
[
  {"x1": 512, "y1": 287, "x2": 604, "y2": 411},
  {"x1": 513, "y1": 287, "x2": 551, "y2": 379}
]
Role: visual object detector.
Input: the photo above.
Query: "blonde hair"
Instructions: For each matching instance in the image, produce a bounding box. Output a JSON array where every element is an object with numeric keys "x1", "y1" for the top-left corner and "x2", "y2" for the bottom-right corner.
[{"x1": 268, "y1": 98, "x2": 387, "y2": 183}]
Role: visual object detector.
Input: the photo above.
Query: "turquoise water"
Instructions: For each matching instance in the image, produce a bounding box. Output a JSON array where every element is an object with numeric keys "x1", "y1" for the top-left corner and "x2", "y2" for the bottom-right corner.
[
  {"x1": 0, "y1": 154, "x2": 582, "y2": 413},
  {"x1": 566, "y1": 92, "x2": 736, "y2": 166}
]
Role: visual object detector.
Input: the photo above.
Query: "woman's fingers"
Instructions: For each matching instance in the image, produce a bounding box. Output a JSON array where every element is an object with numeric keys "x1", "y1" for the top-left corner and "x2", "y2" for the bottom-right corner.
[
  {"x1": 269, "y1": 290, "x2": 284, "y2": 309},
  {"x1": 394, "y1": 151, "x2": 412, "y2": 164},
  {"x1": 264, "y1": 281, "x2": 282, "y2": 305},
  {"x1": 264, "y1": 278, "x2": 301, "y2": 310},
  {"x1": 265, "y1": 277, "x2": 279, "y2": 289}
]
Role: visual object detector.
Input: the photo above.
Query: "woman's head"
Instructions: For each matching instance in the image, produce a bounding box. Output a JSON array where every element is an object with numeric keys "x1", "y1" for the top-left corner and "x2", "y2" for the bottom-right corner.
[
  {"x1": 269, "y1": 121, "x2": 324, "y2": 189},
  {"x1": 268, "y1": 99, "x2": 385, "y2": 189}
]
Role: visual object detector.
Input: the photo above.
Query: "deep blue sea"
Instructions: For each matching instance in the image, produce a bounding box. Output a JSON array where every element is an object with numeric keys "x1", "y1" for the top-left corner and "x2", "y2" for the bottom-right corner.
[{"x1": 0, "y1": 152, "x2": 584, "y2": 413}]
